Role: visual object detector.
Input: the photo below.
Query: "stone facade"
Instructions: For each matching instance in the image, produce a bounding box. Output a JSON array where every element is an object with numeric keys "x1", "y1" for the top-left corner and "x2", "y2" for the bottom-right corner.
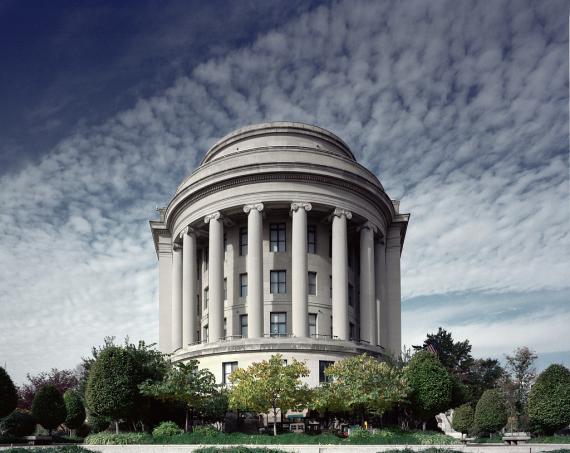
[{"x1": 150, "y1": 122, "x2": 409, "y2": 384}]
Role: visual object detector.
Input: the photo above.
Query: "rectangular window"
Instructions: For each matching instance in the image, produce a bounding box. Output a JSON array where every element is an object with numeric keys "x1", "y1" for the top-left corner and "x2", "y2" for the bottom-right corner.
[
  {"x1": 240, "y1": 314, "x2": 248, "y2": 338},
  {"x1": 270, "y1": 312, "x2": 287, "y2": 337},
  {"x1": 319, "y1": 360, "x2": 334, "y2": 383},
  {"x1": 204, "y1": 287, "x2": 209, "y2": 309},
  {"x1": 348, "y1": 283, "x2": 354, "y2": 307},
  {"x1": 349, "y1": 322, "x2": 355, "y2": 341},
  {"x1": 309, "y1": 313, "x2": 317, "y2": 338},
  {"x1": 307, "y1": 225, "x2": 317, "y2": 254},
  {"x1": 308, "y1": 272, "x2": 317, "y2": 295},
  {"x1": 203, "y1": 325, "x2": 209, "y2": 342},
  {"x1": 222, "y1": 361, "x2": 238, "y2": 384},
  {"x1": 269, "y1": 223, "x2": 286, "y2": 252},
  {"x1": 270, "y1": 270, "x2": 287, "y2": 294},
  {"x1": 224, "y1": 278, "x2": 227, "y2": 301},
  {"x1": 239, "y1": 273, "x2": 248, "y2": 297},
  {"x1": 239, "y1": 227, "x2": 248, "y2": 256}
]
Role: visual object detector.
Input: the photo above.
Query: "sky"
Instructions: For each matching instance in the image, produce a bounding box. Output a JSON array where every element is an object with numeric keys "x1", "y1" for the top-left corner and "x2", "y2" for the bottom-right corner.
[{"x1": 0, "y1": 0, "x2": 568, "y2": 384}]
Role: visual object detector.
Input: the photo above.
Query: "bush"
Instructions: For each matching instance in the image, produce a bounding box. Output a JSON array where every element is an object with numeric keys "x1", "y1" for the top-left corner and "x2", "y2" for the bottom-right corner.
[
  {"x1": 0, "y1": 366, "x2": 18, "y2": 418},
  {"x1": 452, "y1": 404, "x2": 474, "y2": 434},
  {"x1": 84, "y1": 432, "x2": 153, "y2": 444},
  {"x1": 528, "y1": 364, "x2": 570, "y2": 435},
  {"x1": 0, "y1": 409, "x2": 37, "y2": 437},
  {"x1": 31, "y1": 384, "x2": 67, "y2": 433},
  {"x1": 474, "y1": 389, "x2": 507, "y2": 434},
  {"x1": 153, "y1": 420, "x2": 183, "y2": 437},
  {"x1": 63, "y1": 390, "x2": 86, "y2": 431}
]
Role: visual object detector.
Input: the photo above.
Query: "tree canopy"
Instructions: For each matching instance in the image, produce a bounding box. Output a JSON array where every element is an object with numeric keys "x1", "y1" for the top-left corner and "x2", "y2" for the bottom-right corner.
[{"x1": 228, "y1": 354, "x2": 311, "y2": 436}]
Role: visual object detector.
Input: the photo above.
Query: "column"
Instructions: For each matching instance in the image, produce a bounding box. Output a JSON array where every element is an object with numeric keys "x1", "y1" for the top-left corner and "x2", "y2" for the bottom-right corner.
[
  {"x1": 375, "y1": 239, "x2": 387, "y2": 348},
  {"x1": 291, "y1": 202, "x2": 312, "y2": 337},
  {"x1": 204, "y1": 211, "x2": 224, "y2": 342},
  {"x1": 243, "y1": 203, "x2": 264, "y2": 338},
  {"x1": 181, "y1": 227, "x2": 197, "y2": 346},
  {"x1": 332, "y1": 208, "x2": 351, "y2": 340},
  {"x1": 171, "y1": 242, "x2": 183, "y2": 351},
  {"x1": 385, "y1": 226, "x2": 402, "y2": 356},
  {"x1": 359, "y1": 222, "x2": 377, "y2": 345}
]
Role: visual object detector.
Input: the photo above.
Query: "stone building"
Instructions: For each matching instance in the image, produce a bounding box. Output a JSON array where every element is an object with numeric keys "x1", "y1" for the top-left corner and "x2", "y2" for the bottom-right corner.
[{"x1": 150, "y1": 122, "x2": 409, "y2": 386}]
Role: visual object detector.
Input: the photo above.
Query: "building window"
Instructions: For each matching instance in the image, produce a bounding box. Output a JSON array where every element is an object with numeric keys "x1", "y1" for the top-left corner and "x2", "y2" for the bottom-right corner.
[
  {"x1": 222, "y1": 361, "x2": 238, "y2": 384},
  {"x1": 270, "y1": 223, "x2": 286, "y2": 252},
  {"x1": 308, "y1": 225, "x2": 317, "y2": 254},
  {"x1": 239, "y1": 227, "x2": 248, "y2": 256},
  {"x1": 270, "y1": 312, "x2": 287, "y2": 337},
  {"x1": 203, "y1": 325, "x2": 208, "y2": 342},
  {"x1": 308, "y1": 272, "x2": 317, "y2": 295},
  {"x1": 240, "y1": 314, "x2": 248, "y2": 338},
  {"x1": 224, "y1": 278, "x2": 227, "y2": 301},
  {"x1": 309, "y1": 313, "x2": 317, "y2": 338},
  {"x1": 204, "y1": 287, "x2": 209, "y2": 310},
  {"x1": 348, "y1": 283, "x2": 354, "y2": 307},
  {"x1": 349, "y1": 322, "x2": 355, "y2": 341},
  {"x1": 319, "y1": 360, "x2": 334, "y2": 383},
  {"x1": 270, "y1": 270, "x2": 286, "y2": 294},
  {"x1": 239, "y1": 273, "x2": 248, "y2": 297}
]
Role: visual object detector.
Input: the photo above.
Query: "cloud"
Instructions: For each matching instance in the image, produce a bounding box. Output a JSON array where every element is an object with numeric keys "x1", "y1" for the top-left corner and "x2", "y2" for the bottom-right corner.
[{"x1": 0, "y1": 0, "x2": 568, "y2": 383}]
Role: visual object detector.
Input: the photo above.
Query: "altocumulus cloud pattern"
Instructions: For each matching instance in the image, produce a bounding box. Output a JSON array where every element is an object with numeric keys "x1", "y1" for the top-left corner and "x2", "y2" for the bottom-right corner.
[{"x1": 0, "y1": 0, "x2": 568, "y2": 382}]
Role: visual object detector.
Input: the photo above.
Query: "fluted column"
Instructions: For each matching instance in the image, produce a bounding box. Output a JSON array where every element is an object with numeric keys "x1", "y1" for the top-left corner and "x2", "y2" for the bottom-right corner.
[
  {"x1": 243, "y1": 203, "x2": 264, "y2": 338},
  {"x1": 204, "y1": 211, "x2": 224, "y2": 342},
  {"x1": 171, "y1": 242, "x2": 183, "y2": 351},
  {"x1": 375, "y1": 239, "x2": 387, "y2": 348},
  {"x1": 359, "y1": 222, "x2": 377, "y2": 345},
  {"x1": 291, "y1": 202, "x2": 312, "y2": 337},
  {"x1": 385, "y1": 226, "x2": 402, "y2": 356},
  {"x1": 332, "y1": 208, "x2": 351, "y2": 340},
  {"x1": 181, "y1": 227, "x2": 197, "y2": 346}
]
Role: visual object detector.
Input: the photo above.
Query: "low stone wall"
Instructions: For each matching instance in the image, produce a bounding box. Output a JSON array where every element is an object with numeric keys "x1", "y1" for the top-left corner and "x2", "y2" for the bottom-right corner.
[{"x1": 81, "y1": 444, "x2": 570, "y2": 453}]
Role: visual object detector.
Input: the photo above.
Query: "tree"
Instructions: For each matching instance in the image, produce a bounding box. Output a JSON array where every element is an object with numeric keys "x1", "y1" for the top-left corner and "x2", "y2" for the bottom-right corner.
[
  {"x1": 452, "y1": 404, "x2": 474, "y2": 435},
  {"x1": 139, "y1": 360, "x2": 216, "y2": 431},
  {"x1": 31, "y1": 384, "x2": 67, "y2": 435},
  {"x1": 465, "y1": 358, "x2": 504, "y2": 403},
  {"x1": 413, "y1": 327, "x2": 474, "y2": 378},
  {"x1": 18, "y1": 368, "x2": 78, "y2": 410},
  {"x1": 527, "y1": 364, "x2": 570, "y2": 435},
  {"x1": 228, "y1": 354, "x2": 311, "y2": 436},
  {"x1": 314, "y1": 354, "x2": 408, "y2": 419},
  {"x1": 63, "y1": 390, "x2": 86, "y2": 432},
  {"x1": 474, "y1": 389, "x2": 507, "y2": 434},
  {"x1": 404, "y1": 350, "x2": 452, "y2": 429},
  {"x1": 85, "y1": 346, "x2": 139, "y2": 433},
  {"x1": 504, "y1": 346, "x2": 537, "y2": 414},
  {"x1": 0, "y1": 366, "x2": 18, "y2": 418}
]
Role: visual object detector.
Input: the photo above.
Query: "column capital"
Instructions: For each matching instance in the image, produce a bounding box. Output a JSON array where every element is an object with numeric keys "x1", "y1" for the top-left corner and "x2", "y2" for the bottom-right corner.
[
  {"x1": 358, "y1": 221, "x2": 377, "y2": 233},
  {"x1": 290, "y1": 202, "x2": 312, "y2": 212},
  {"x1": 179, "y1": 226, "x2": 195, "y2": 239},
  {"x1": 333, "y1": 207, "x2": 352, "y2": 219},
  {"x1": 204, "y1": 211, "x2": 221, "y2": 223},
  {"x1": 243, "y1": 203, "x2": 264, "y2": 214},
  {"x1": 172, "y1": 242, "x2": 182, "y2": 251}
]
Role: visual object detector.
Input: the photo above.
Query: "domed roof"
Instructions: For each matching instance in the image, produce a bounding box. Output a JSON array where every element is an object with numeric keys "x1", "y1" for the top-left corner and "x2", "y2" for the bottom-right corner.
[{"x1": 201, "y1": 121, "x2": 356, "y2": 164}]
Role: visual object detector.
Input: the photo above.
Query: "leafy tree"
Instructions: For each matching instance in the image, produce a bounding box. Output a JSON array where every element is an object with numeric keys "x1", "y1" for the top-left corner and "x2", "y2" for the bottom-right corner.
[
  {"x1": 465, "y1": 358, "x2": 504, "y2": 403},
  {"x1": 63, "y1": 390, "x2": 86, "y2": 432},
  {"x1": 0, "y1": 366, "x2": 18, "y2": 418},
  {"x1": 314, "y1": 354, "x2": 408, "y2": 419},
  {"x1": 228, "y1": 354, "x2": 311, "y2": 436},
  {"x1": 139, "y1": 360, "x2": 216, "y2": 431},
  {"x1": 527, "y1": 364, "x2": 570, "y2": 435},
  {"x1": 504, "y1": 346, "x2": 537, "y2": 414},
  {"x1": 452, "y1": 404, "x2": 474, "y2": 435},
  {"x1": 85, "y1": 346, "x2": 139, "y2": 433},
  {"x1": 404, "y1": 350, "x2": 452, "y2": 429},
  {"x1": 0, "y1": 409, "x2": 37, "y2": 437},
  {"x1": 413, "y1": 327, "x2": 474, "y2": 378},
  {"x1": 474, "y1": 389, "x2": 507, "y2": 434},
  {"x1": 31, "y1": 384, "x2": 67, "y2": 435},
  {"x1": 18, "y1": 368, "x2": 78, "y2": 410}
]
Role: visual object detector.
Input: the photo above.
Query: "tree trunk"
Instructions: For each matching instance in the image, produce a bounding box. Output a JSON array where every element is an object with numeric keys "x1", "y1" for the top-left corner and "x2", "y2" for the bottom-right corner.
[{"x1": 115, "y1": 421, "x2": 119, "y2": 434}]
